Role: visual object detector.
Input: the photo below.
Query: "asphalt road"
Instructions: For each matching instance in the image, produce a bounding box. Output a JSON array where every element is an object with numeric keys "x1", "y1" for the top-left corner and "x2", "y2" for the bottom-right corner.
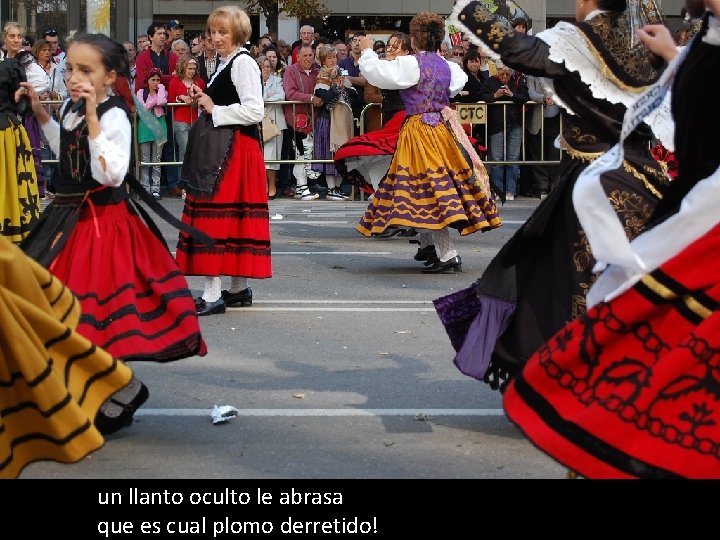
[{"x1": 22, "y1": 193, "x2": 566, "y2": 479}]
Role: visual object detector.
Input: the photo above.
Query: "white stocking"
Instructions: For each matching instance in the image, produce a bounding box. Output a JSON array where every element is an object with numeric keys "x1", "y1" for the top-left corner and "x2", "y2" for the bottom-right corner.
[
  {"x1": 202, "y1": 276, "x2": 222, "y2": 303},
  {"x1": 229, "y1": 277, "x2": 249, "y2": 294},
  {"x1": 418, "y1": 230, "x2": 433, "y2": 249},
  {"x1": 431, "y1": 228, "x2": 458, "y2": 262}
]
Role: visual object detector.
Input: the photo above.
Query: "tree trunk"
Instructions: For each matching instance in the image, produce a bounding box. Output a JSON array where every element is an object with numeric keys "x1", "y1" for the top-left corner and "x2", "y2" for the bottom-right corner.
[{"x1": 260, "y1": 0, "x2": 280, "y2": 41}]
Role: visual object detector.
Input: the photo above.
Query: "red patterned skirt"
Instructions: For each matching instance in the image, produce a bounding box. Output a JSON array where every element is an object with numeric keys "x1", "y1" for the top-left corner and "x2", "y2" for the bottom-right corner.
[
  {"x1": 504, "y1": 222, "x2": 720, "y2": 478},
  {"x1": 176, "y1": 131, "x2": 271, "y2": 278},
  {"x1": 334, "y1": 111, "x2": 405, "y2": 194},
  {"x1": 334, "y1": 110, "x2": 404, "y2": 163},
  {"x1": 48, "y1": 199, "x2": 206, "y2": 362}
]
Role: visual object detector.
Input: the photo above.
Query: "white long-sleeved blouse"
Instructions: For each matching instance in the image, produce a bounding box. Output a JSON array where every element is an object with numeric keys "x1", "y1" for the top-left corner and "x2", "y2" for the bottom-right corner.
[
  {"x1": 208, "y1": 47, "x2": 265, "y2": 127},
  {"x1": 358, "y1": 49, "x2": 468, "y2": 97}
]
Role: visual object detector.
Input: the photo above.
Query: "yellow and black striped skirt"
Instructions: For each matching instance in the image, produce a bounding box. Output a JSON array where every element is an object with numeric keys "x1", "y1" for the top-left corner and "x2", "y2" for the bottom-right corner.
[
  {"x1": 0, "y1": 122, "x2": 40, "y2": 243},
  {"x1": 0, "y1": 236, "x2": 132, "y2": 478}
]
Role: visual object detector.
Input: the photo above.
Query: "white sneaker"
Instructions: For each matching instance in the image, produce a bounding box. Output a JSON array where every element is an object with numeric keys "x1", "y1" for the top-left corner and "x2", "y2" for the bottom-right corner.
[
  {"x1": 295, "y1": 186, "x2": 319, "y2": 201},
  {"x1": 505, "y1": 193, "x2": 515, "y2": 201},
  {"x1": 326, "y1": 188, "x2": 349, "y2": 201}
]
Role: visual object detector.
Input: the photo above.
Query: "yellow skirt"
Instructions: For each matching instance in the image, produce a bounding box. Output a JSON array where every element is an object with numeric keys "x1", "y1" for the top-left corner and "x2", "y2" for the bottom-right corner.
[
  {"x1": 357, "y1": 115, "x2": 501, "y2": 236},
  {"x1": 0, "y1": 123, "x2": 40, "y2": 243},
  {"x1": 0, "y1": 236, "x2": 132, "y2": 478}
]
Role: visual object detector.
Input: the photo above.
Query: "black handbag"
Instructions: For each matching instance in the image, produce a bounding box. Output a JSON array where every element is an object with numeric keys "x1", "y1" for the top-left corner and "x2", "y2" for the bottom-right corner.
[{"x1": 180, "y1": 113, "x2": 236, "y2": 197}]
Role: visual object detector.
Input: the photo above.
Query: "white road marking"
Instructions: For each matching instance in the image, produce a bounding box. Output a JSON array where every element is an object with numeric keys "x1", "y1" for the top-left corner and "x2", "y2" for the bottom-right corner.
[
  {"x1": 271, "y1": 220, "x2": 350, "y2": 225},
  {"x1": 251, "y1": 300, "x2": 433, "y2": 304},
  {"x1": 227, "y1": 307, "x2": 433, "y2": 312},
  {"x1": 271, "y1": 251, "x2": 392, "y2": 255},
  {"x1": 172, "y1": 251, "x2": 394, "y2": 257},
  {"x1": 225, "y1": 299, "x2": 436, "y2": 312},
  {"x1": 135, "y1": 408, "x2": 505, "y2": 417}
]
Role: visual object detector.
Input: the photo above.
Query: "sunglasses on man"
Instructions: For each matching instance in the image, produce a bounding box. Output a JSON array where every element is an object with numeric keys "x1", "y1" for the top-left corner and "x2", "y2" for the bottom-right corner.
[{"x1": 43, "y1": 29, "x2": 58, "y2": 37}]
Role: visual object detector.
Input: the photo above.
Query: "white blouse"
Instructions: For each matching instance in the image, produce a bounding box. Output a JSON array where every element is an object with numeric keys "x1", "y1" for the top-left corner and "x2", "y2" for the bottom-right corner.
[
  {"x1": 358, "y1": 49, "x2": 468, "y2": 96},
  {"x1": 41, "y1": 99, "x2": 131, "y2": 188},
  {"x1": 25, "y1": 62, "x2": 51, "y2": 94},
  {"x1": 209, "y1": 47, "x2": 265, "y2": 127}
]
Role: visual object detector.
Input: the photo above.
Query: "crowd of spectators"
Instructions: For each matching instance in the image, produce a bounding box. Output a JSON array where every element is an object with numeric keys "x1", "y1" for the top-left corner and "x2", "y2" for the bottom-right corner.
[{"x1": 1, "y1": 16, "x2": 564, "y2": 202}]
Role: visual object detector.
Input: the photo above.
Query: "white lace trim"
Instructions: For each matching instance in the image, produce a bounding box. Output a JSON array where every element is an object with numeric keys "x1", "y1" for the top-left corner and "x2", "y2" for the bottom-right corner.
[
  {"x1": 573, "y1": 44, "x2": 695, "y2": 307},
  {"x1": 537, "y1": 22, "x2": 673, "y2": 146},
  {"x1": 449, "y1": 0, "x2": 674, "y2": 145}
]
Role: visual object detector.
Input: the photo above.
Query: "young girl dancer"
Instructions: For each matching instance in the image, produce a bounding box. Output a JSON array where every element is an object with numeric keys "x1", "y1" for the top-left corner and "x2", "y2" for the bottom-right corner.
[{"x1": 19, "y1": 34, "x2": 207, "y2": 433}]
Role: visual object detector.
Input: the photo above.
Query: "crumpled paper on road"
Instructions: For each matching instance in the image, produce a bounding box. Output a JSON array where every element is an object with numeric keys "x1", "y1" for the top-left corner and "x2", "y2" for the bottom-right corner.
[{"x1": 211, "y1": 405, "x2": 239, "y2": 424}]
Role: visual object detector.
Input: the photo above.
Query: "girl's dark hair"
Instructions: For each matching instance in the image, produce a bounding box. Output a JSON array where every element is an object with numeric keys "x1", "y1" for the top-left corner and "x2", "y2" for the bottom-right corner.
[
  {"x1": 70, "y1": 33, "x2": 129, "y2": 77},
  {"x1": 596, "y1": 0, "x2": 627, "y2": 11},
  {"x1": 144, "y1": 67, "x2": 163, "y2": 88},
  {"x1": 263, "y1": 44, "x2": 278, "y2": 55}
]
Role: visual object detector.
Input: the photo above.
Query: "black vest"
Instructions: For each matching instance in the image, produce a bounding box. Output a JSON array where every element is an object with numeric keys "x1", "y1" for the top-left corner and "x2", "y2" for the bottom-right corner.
[
  {"x1": 56, "y1": 95, "x2": 130, "y2": 198},
  {"x1": 205, "y1": 50, "x2": 259, "y2": 139}
]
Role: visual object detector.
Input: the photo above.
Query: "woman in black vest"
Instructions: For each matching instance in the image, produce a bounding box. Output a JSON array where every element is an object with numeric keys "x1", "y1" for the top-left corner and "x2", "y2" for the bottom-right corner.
[{"x1": 177, "y1": 6, "x2": 270, "y2": 316}]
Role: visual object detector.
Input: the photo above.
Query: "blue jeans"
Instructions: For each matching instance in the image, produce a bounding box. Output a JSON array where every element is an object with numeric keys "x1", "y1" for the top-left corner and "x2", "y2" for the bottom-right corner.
[
  {"x1": 173, "y1": 121, "x2": 191, "y2": 164},
  {"x1": 489, "y1": 125, "x2": 522, "y2": 195},
  {"x1": 161, "y1": 111, "x2": 179, "y2": 188}
]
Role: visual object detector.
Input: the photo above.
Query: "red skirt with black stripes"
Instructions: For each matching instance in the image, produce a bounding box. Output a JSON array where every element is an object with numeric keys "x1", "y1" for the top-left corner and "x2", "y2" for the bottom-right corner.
[
  {"x1": 48, "y1": 200, "x2": 207, "y2": 362},
  {"x1": 503, "y1": 221, "x2": 720, "y2": 478},
  {"x1": 176, "y1": 131, "x2": 271, "y2": 278}
]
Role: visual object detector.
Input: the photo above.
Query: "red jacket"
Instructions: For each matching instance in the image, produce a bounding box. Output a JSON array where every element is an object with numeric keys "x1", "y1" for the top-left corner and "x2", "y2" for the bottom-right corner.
[
  {"x1": 135, "y1": 47, "x2": 178, "y2": 89},
  {"x1": 112, "y1": 75, "x2": 135, "y2": 113},
  {"x1": 168, "y1": 76, "x2": 205, "y2": 124},
  {"x1": 282, "y1": 63, "x2": 319, "y2": 133}
]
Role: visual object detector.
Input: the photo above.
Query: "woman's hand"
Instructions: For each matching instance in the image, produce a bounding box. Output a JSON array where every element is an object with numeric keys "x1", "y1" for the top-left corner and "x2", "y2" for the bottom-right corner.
[
  {"x1": 493, "y1": 87, "x2": 512, "y2": 99},
  {"x1": 73, "y1": 81, "x2": 99, "y2": 116},
  {"x1": 15, "y1": 82, "x2": 51, "y2": 123},
  {"x1": 637, "y1": 24, "x2": 678, "y2": 61},
  {"x1": 14, "y1": 83, "x2": 33, "y2": 104},
  {"x1": 190, "y1": 84, "x2": 215, "y2": 114},
  {"x1": 358, "y1": 35, "x2": 374, "y2": 52}
]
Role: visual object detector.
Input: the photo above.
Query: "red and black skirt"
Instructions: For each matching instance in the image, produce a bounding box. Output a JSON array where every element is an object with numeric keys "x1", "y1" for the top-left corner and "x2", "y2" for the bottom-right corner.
[
  {"x1": 334, "y1": 111, "x2": 405, "y2": 194},
  {"x1": 27, "y1": 193, "x2": 206, "y2": 362},
  {"x1": 176, "y1": 131, "x2": 271, "y2": 278},
  {"x1": 504, "y1": 221, "x2": 720, "y2": 478}
]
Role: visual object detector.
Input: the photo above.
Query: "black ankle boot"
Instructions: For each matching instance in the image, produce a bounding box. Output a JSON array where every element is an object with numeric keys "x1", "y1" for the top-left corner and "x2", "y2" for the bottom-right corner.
[
  {"x1": 95, "y1": 377, "x2": 149, "y2": 435},
  {"x1": 221, "y1": 287, "x2": 253, "y2": 307},
  {"x1": 421, "y1": 255, "x2": 462, "y2": 274},
  {"x1": 195, "y1": 297, "x2": 226, "y2": 316},
  {"x1": 414, "y1": 245, "x2": 437, "y2": 263}
]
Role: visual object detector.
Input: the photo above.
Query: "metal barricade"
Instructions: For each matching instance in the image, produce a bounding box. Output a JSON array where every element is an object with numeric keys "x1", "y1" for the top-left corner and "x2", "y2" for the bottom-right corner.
[{"x1": 39, "y1": 98, "x2": 565, "y2": 188}]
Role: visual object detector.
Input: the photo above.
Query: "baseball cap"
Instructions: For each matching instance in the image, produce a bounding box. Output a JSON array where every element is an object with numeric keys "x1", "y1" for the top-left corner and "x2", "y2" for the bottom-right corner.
[{"x1": 167, "y1": 20, "x2": 184, "y2": 29}]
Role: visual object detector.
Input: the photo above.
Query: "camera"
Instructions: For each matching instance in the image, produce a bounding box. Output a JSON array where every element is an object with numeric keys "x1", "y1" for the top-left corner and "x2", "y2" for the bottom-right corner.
[{"x1": 339, "y1": 69, "x2": 349, "y2": 76}]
